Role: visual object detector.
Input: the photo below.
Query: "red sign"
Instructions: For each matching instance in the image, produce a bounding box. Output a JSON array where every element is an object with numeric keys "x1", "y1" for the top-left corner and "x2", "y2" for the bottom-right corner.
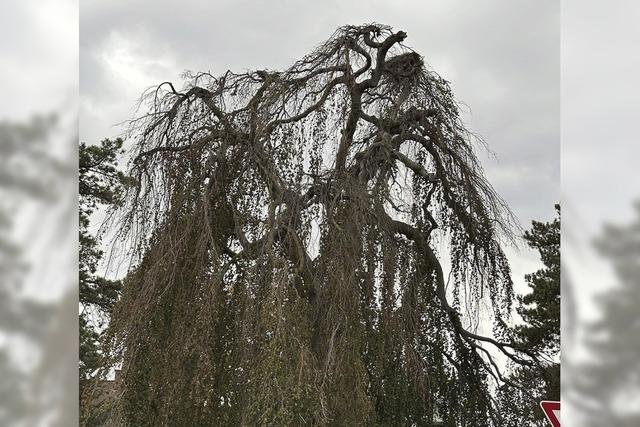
[{"x1": 540, "y1": 401, "x2": 560, "y2": 427}]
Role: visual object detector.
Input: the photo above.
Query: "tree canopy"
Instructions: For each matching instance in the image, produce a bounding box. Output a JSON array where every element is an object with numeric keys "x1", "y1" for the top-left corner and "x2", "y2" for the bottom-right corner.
[
  {"x1": 516, "y1": 204, "x2": 560, "y2": 355},
  {"x1": 79, "y1": 139, "x2": 126, "y2": 388},
  {"x1": 89, "y1": 24, "x2": 544, "y2": 426},
  {"x1": 499, "y1": 205, "x2": 560, "y2": 426},
  {"x1": 1, "y1": 115, "x2": 77, "y2": 426},
  {"x1": 571, "y1": 201, "x2": 640, "y2": 426}
]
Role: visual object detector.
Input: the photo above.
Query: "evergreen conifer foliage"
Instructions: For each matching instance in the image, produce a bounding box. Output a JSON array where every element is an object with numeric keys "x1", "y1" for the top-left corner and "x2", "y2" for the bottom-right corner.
[
  {"x1": 516, "y1": 204, "x2": 560, "y2": 355},
  {"x1": 79, "y1": 139, "x2": 125, "y2": 370},
  {"x1": 572, "y1": 202, "x2": 640, "y2": 427},
  {"x1": 79, "y1": 138, "x2": 127, "y2": 415},
  {"x1": 498, "y1": 205, "x2": 560, "y2": 427}
]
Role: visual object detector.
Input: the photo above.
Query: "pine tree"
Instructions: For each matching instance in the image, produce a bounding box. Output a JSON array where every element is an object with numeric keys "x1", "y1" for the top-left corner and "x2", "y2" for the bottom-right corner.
[
  {"x1": 516, "y1": 204, "x2": 561, "y2": 355},
  {"x1": 1, "y1": 115, "x2": 68, "y2": 424},
  {"x1": 573, "y1": 201, "x2": 640, "y2": 426},
  {"x1": 79, "y1": 138, "x2": 127, "y2": 390},
  {"x1": 500, "y1": 205, "x2": 560, "y2": 426}
]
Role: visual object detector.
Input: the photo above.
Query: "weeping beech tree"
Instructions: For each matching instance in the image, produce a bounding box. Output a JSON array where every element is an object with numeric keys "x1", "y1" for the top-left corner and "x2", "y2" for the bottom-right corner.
[{"x1": 91, "y1": 24, "x2": 541, "y2": 426}]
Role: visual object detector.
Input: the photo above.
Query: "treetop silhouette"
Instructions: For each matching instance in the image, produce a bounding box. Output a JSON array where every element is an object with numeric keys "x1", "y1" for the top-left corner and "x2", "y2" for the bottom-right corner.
[{"x1": 91, "y1": 23, "x2": 538, "y2": 426}]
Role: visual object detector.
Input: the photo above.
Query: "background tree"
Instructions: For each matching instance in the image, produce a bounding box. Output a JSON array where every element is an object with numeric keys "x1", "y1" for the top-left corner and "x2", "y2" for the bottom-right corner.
[
  {"x1": 1, "y1": 116, "x2": 57, "y2": 425},
  {"x1": 571, "y1": 201, "x2": 640, "y2": 426},
  {"x1": 79, "y1": 139, "x2": 126, "y2": 395},
  {"x1": 516, "y1": 204, "x2": 560, "y2": 355},
  {"x1": 92, "y1": 24, "x2": 540, "y2": 426},
  {"x1": 499, "y1": 204, "x2": 560, "y2": 426},
  {"x1": 1, "y1": 115, "x2": 76, "y2": 426}
]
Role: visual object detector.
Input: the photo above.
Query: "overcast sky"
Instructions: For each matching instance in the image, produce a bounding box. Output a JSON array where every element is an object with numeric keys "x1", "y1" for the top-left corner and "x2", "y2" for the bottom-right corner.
[
  {"x1": 0, "y1": 0, "x2": 76, "y2": 120},
  {"x1": 0, "y1": 0, "x2": 77, "y2": 301},
  {"x1": 561, "y1": 2, "x2": 640, "y2": 325},
  {"x1": 80, "y1": 0, "x2": 560, "y2": 285}
]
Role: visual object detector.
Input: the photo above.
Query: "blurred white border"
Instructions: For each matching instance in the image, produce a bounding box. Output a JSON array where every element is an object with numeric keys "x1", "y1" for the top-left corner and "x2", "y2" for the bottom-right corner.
[{"x1": 0, "y1": 0, "x2": 78, "y2": 425}]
